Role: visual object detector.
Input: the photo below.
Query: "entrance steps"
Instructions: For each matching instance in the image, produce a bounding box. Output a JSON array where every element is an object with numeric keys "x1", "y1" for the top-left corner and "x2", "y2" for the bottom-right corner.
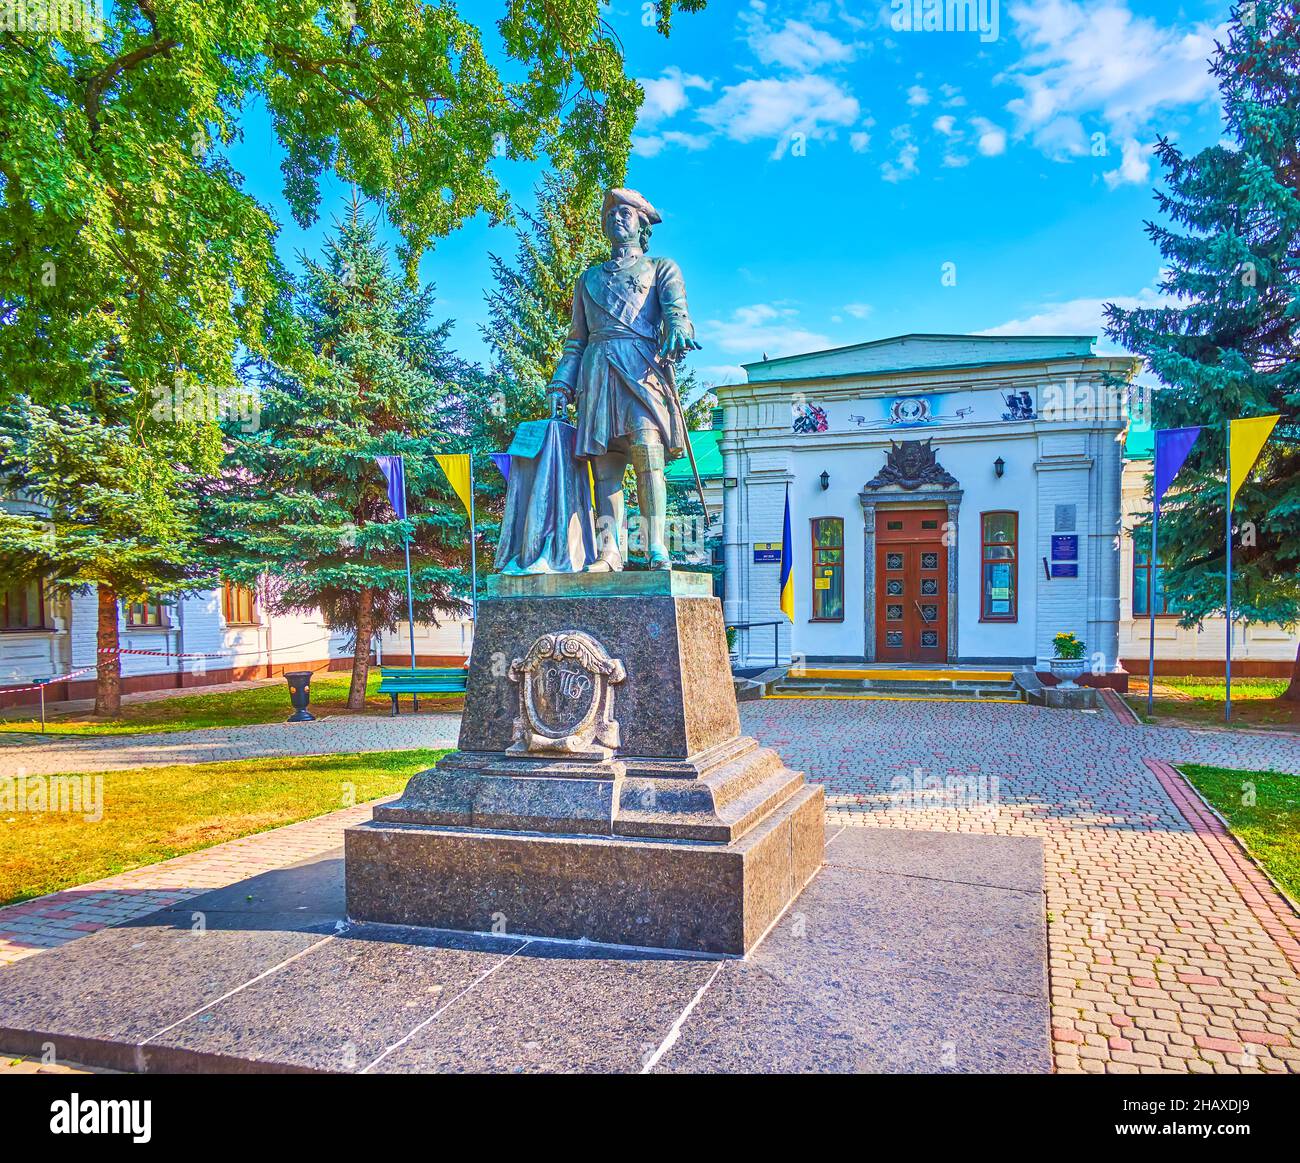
[{"x1": 768, "y1": 666, "x2": 1026, "y2": 703}]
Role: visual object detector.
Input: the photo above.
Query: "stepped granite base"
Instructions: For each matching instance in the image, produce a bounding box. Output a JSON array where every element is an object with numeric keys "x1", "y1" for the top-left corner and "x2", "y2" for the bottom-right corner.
[{"x1": 345, "y1": 571, "x2": 825, "y2": 955}]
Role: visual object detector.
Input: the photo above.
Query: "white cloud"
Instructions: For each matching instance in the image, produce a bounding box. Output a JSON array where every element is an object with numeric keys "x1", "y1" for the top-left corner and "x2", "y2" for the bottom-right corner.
[
  {"x1": 880, "y1": 126, "x2": 918, "y2": 182},
  {"x1": 970, "y1": 116, "x2": 1007, "y2": 156},
  {"x1": 906, "y1": 84, "x2": 930, "y2": 107},
  {"x1": 699, "y1": 75, "x2": 860, "y2": 158},
  {"x1": 939, "y1": 83, "x2": 967, "y2": 108},
  {"x1": 881, "y1": 142, "x2": 919, "y2": 183},
  {"x1": 843, "y1": 302, "x2": 873, "y2": 319},
  {"x1": 694, "y1": 364, "x2": 747, "y2": 386},
  {"x1": 942, "y1": 153, "x2": 971, "y2": 168},
  {"x1": 703, "y1": 302, "x2": 831, "y2": 358},
  {"x1": 637, "y1": 66, "x2": 712, "y2": 125},
  {"x1": 631, "y1": 130, "x2": 713, "y2": 158},
  {"x1": 932, "y1": 115, "x2": 956, "y2": 136},
  {"x1": 978, "y1": 282, "x2": 1172, "y2": 354},
  {"x1": 849, "y1": 130, "x2": 871, "y2": 152},
  {"x1": 1002, "y1": 0, "x2": 1222, "y2": 162},
  {"x1": 744, "y1": 15, "x2": 856, "y2": 72},
  {"x1": 1103, "y1": 136, "x2": 1152, "y2": 189}
]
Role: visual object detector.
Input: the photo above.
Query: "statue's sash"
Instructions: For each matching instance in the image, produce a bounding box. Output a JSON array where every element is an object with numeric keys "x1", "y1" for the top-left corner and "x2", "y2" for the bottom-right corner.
[{"x1": 583, "y1": 259, "x2": 656, "y2": 336}]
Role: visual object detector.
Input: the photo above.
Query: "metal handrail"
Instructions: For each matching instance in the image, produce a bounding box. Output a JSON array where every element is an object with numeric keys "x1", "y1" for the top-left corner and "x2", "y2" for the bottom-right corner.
[{"x1": 726, "y1": 620, "x2": 783, "y2": 670}]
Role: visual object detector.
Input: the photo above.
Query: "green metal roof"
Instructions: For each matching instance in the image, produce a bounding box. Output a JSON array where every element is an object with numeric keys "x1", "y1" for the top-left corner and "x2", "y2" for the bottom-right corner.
[
  {"x1": 1125, "y1": 423, "x2": 1154, "y2": 460},
  {"x1": 666, "y1": 428, "x2": 723, "y2": 481},
  {"x1": 1124, "y1": 391, "x2": 1153, "y2": 459}
]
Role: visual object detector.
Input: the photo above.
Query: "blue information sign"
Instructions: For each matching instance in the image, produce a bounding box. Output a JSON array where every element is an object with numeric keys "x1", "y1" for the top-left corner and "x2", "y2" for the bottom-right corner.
[
  {"x1": 1052, "y1": 562, "x2": 1079, "y2": 578},
  {"x1": 753, "y1": 542, "x2": 782, "y2": 563},
  {"x1": 1051, "y1": 534, "x2": 1078, "y2": 561}
]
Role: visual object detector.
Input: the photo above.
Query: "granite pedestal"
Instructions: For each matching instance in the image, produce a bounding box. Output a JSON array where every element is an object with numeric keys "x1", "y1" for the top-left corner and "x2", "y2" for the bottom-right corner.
[{"x1": 345, "y1": 571, "x2": 825, "y2": 955}]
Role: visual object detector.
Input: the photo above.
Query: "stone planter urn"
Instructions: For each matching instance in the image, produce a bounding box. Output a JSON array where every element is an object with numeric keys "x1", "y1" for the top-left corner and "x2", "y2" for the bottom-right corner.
[
  {"x1": 284, "y1": 670, "x2": 316, "y2": 722},
  {"x1": 1049, "y1": 658, "x2": 1086, "y2": 689}
]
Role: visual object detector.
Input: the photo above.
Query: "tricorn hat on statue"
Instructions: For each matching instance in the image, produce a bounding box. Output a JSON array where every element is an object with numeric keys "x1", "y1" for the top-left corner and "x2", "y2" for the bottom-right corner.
[{"x1": 602, "y1": 187, "x2": 661, "y2": 225}]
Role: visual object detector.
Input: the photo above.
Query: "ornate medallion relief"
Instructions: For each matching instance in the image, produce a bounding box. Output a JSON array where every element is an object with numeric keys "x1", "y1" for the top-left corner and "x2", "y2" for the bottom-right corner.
[{"x1": 507, "y1": 630, "x2": 627, "y2": 759}]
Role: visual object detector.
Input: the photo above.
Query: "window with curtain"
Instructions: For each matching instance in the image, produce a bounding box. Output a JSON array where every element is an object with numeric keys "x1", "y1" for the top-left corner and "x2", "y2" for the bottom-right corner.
[
  {"x1": 0, "y1": 579, "x2": 48, "y2": 631},
  {"x1": 980, "y1": 511, "x2": 1018, "y2": 621},
  {"x1": 222, "y1": 581, "x2": 259, "y2": 625},
  {"x1": 811, "y1": 517, "x2": 844, "y2": 621}
]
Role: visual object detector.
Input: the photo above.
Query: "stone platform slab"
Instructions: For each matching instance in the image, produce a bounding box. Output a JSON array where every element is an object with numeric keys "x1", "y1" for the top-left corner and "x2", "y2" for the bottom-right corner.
[
  {"x1": 0, "y1": 827, "x2": 1048, "y2": 1074},
  {"x1": 347, "y1": 784, "x2": 824, "y2": 956}
]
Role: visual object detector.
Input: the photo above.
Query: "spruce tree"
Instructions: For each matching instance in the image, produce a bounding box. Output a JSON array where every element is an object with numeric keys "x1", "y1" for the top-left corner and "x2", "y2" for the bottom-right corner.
[
  {"x1": 1105, "y1": 0, "x2": 1300, "y2": 698},
  {"x1": 0, "y1": 359, "x2": 215, "y2": 715},
  {"x1": 207, "y1": 200, "x2": 477, "y2": 708},
  {"x1": 479, "y1": 174, "x2": 612, "y2": 445}
]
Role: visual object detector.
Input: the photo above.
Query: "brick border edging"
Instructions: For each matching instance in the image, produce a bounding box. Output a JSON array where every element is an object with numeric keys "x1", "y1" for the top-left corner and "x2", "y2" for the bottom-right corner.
[
  {"x1": 1100, "y1": 687, "x2": 1141, "y2": 727},
  {"x1": 1143, "y1": 757, "x2": 1300, "y2": 974}
]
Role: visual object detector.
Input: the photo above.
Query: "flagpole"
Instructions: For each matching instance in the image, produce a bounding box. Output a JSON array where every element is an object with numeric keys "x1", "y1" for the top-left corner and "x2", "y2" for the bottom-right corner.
[
  {"x1": 401, "y1": 461, "x2": 416, "y2": 674},
  {"x1": 1147, "y1": 494, "x2": 1158, "y2": 717},
  {"x1": 468, "y1": 455, "x2": 478, "y2": 623},
  {"x1": 1225, "y1": 424, "x2": 1232, "y2": 724}
]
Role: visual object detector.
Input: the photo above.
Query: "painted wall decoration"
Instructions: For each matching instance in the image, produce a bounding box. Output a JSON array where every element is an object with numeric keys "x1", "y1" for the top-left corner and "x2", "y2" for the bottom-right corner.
[
  {"x1": 790, "y1": 388, "x2": 1038, "y2": 435},
  {"x1": 791, "y1": 398, "x2": 828, "y2": 433}
]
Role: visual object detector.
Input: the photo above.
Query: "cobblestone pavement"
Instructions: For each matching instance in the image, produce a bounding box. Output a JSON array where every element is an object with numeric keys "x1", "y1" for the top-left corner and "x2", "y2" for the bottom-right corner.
[
  {"x1": 3, "y1": 697, "x2": 1299, "y2": 1076},
  {"x1": 0, "y1": 713, "x2": 460, "y2": 777},
  {"x1": 737, "y1": 699, "x2": 1300, "y2": 1074}
]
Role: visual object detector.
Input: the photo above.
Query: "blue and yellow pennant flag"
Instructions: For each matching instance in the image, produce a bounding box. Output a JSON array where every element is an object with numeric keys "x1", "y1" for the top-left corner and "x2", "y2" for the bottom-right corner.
[{"x1": 778, "y1": 483, "x2": 794, "y2": 622}]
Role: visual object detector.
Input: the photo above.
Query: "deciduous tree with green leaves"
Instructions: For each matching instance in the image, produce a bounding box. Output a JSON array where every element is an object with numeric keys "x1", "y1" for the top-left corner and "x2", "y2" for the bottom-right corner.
[
  {"x1": 206, "y1": 201, "x2": 477, "y2": 708},
  {"x1": 0, "y1": 0, "x2": 704, "y2": 705},
  {"x1": 1, "y1": 0, "x2": 704, "y2": 405},
  {"x1": 1105, "y1": 0, "x2": 1300, "y2": 698}
]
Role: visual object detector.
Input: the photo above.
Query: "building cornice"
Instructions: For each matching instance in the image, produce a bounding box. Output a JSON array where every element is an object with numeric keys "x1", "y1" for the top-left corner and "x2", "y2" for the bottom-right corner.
[{"x1": 716, "y1": 354, "x2": 1138, "y2": 402}]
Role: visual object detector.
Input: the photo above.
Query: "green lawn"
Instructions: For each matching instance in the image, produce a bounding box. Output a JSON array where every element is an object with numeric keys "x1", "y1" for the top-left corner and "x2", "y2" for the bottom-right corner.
[
  {"x1": 1128, "y1": 676, "x2": 1300, "y2": 730},
  {"x1": 0, "y1": 747, "x2": 447, "y2": 906},
  {"x1": 1179, "y1": 763, "x2": 1300, "y2": 903},
  {"x1": 0, "y1": 672, "x2": 462, "y2": 737}
]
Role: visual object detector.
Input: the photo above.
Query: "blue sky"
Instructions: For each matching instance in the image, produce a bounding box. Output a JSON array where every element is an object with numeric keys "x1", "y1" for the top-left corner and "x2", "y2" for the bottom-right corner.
[{"x1": 229, "y1": 0, "x2": 1230, "y2": 386}]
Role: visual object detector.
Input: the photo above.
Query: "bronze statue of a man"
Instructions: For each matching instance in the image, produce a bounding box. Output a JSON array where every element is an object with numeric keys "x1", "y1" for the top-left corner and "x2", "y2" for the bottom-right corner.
[{"x1": 547, "y1": 187, "x2": 700, "y2": 571}]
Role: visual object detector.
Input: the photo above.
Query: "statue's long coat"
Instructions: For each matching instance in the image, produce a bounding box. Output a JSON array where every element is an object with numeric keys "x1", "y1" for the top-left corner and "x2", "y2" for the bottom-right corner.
[{"x1": 550, "y1": 253, "x2": 694, "y2": 461}]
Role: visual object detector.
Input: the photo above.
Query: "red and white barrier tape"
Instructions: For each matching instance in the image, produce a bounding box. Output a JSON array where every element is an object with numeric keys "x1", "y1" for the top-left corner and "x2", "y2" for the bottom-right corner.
[
  {"x1": 1, "y1": 667, "x2": 96, "y2": 694},
  {"x1": 5, "y1": 633, "x2": 344, "y2": 692}
]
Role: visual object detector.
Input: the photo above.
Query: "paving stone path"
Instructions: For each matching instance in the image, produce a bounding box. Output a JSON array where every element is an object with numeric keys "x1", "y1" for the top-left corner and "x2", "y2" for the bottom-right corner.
[
  {"x1": 742, "y1": 699, "x2": 1300, "y2": 1074},
  {"x1": 3, "y1": 698, "x2": 1299, "y2": 1075},
  {"x1": 0, "y1": 713, "x2": 459, "y2": 777}
]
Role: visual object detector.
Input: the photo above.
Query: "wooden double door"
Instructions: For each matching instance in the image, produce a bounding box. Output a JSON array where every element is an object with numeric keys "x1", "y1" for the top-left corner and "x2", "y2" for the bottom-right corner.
[{"x1": 875, "y1": 509, "x2": 948, "y2": 663}]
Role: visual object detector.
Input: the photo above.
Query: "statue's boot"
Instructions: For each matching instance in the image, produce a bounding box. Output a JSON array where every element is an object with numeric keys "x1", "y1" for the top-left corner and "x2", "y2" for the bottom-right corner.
[
  {"x1": 632, "y1": 441, "x2": 671, "y2": 570},
  {"x1": 588, "y1": 452, "x2": 625, "y2": 572}
]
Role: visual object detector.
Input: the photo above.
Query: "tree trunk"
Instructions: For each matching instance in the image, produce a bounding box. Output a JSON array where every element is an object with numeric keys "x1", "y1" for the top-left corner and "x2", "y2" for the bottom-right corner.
[
  {"x1": 95, "y1": 586, "x2": 121, "y2": 717},
  {"x1": 348, "y1": 587, "x2": 374, "y2": 710},
  {"x1": 1283, "y1": 640, "x2": 1300, "y2": 702}
]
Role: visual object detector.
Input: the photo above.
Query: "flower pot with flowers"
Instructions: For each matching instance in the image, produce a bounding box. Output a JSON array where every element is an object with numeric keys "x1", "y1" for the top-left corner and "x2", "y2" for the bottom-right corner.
[{"x1": 1049, "y1": 632, "x2": 1086, "y2": 689}]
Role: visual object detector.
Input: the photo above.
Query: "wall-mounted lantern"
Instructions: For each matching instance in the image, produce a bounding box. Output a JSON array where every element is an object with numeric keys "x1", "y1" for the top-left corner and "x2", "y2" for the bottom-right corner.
[
  {"x1": 993, "y1": 456, "x2": 1005, "y2": 479},
  {"x1": 819, "y1": 470, "x2": 830, "y2": 491}
]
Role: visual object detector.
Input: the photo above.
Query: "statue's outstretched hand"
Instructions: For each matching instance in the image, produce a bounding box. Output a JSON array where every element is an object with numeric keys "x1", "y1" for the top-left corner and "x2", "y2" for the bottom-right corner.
[
  {"x1": 658, "y1": 325, "x2": 701, "y2": 362},
  {"x1": 547, "y1": 380, "x2": 573, "y2": 405}
]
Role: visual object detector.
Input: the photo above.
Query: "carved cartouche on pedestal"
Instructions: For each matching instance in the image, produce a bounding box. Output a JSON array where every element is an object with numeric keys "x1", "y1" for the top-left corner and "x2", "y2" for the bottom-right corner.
[{"x1": 507, "y1": 630, "x2": 626, "y2": 759}]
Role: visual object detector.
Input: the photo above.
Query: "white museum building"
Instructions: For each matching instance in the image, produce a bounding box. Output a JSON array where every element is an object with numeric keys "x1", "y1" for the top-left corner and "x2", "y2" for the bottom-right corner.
[{"x1": 717, "y1": 334, "x2": 1137, "y2": 671}]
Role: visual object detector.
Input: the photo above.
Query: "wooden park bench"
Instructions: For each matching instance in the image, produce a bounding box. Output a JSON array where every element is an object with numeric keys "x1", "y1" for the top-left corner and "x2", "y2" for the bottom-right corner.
[{"x1": 377, "y1": 666, "x2": 468, "y2": 715}]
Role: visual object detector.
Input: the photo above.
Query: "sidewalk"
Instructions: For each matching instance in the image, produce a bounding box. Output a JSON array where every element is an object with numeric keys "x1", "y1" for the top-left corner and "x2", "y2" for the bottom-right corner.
[
  {"x1": 0, "y1": 796, "x2": 393, "y2": 967},
  {"x1": 0, "y1": 713, "x2": 460, "y2": 776}
]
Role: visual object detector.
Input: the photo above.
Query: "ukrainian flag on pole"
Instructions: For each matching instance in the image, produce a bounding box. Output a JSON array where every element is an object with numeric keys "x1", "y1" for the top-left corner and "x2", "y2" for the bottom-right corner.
[{"x1": 779, "y1": 483, "x2": 794, "y2": 622}]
